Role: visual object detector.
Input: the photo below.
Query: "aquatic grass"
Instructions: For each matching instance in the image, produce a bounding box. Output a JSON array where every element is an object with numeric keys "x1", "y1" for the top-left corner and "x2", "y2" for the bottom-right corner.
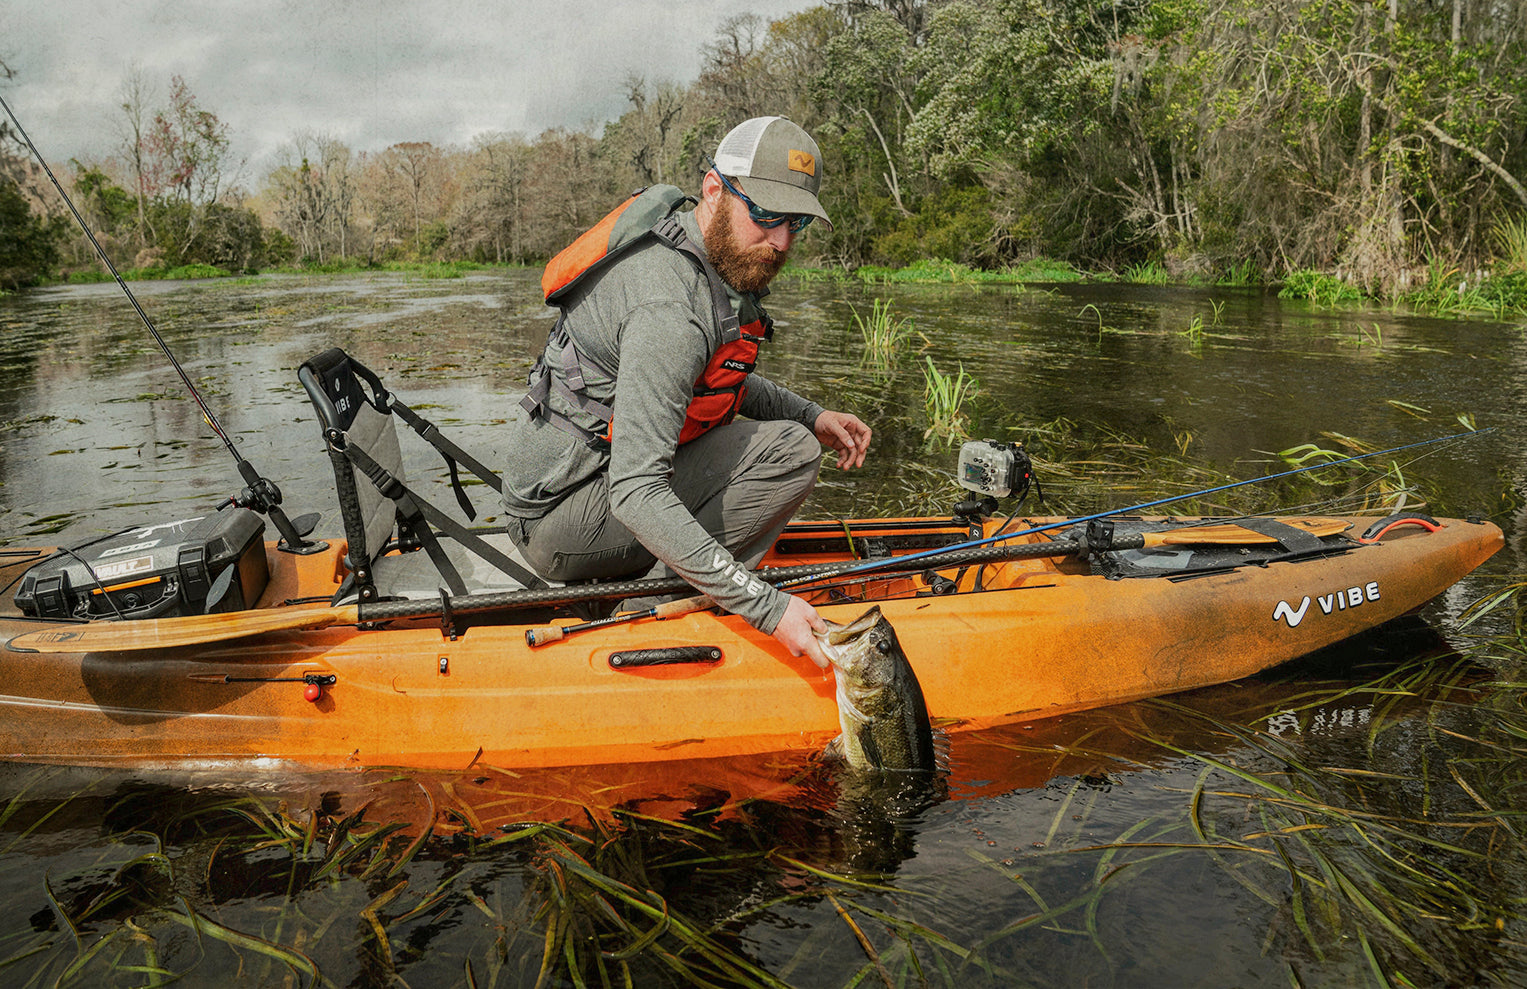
[
  {"x1": 852, "y1": 298, "x2": 918, "y2": 370},
  {"x1": 1178, "y1": 313, "x2": 1205, "y2": 352},
  {"x1": 1215, "y1": 259, "x2": 1261, "y2": 286},
  {"x1": 853, "y1": 258, "x2": 1041, "y2": 286},
  {"x1": 921, "y1": 358, "x2": 978, "y2": 449},
  {"x1": 1398, "y1": 254, "x2": 1500, "y2": 318}
]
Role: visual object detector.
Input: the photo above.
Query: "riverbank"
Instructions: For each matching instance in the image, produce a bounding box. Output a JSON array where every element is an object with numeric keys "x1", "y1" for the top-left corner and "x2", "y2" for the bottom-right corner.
[{"x1": 28, "y1": 252, "x2": 1527, "y2": 322}]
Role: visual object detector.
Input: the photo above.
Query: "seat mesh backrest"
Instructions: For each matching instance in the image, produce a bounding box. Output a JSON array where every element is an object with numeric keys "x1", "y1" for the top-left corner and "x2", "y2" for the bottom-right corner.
[{"x1": 345, "y1": 402, "x2": 404, "y2": 565}]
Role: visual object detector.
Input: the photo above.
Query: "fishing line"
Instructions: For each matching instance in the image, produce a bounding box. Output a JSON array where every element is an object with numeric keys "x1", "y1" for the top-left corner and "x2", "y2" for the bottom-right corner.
[
  {"x1": 0, "y1": 94, "x2": 237, "y2": 459},
  {"x1": 785, "y1": 427, "x2": 1494, "y2": 589},
  {"x1": 0, "y1": 94, "x2": 320, "y2": 552}
]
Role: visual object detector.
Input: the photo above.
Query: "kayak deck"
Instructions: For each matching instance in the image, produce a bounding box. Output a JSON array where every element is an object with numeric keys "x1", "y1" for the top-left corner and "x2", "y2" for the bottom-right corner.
[{"x1": 0, "y1": 514, "x2": 1503, "y2": 770}]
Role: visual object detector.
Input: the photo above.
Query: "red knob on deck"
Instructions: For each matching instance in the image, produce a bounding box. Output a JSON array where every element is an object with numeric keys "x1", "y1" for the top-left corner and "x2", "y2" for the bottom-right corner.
[{"x1": 304, "y1": 682, "x2": 322, "y2": 703}]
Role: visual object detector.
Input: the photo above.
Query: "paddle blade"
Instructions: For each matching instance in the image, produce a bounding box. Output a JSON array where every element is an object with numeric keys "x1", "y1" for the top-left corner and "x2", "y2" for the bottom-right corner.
[
  {"x1": 5, "y1": 605, "x2": 359, "y2": 654},
  {"x1": 1142, "y1": 517, "x2": 1351, "y2": 547}
]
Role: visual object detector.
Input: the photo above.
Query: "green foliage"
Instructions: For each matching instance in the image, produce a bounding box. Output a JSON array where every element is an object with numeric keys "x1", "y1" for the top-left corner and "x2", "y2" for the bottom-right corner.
[
  {"x1": 145, "y1": 200, "x2": 268, "y2": 273},
  {"x1": 1123, "y1": 261, "x2": 1171, "y2": 284},
  {"x1": 69, "y1": 162, "x2": 135, "y2": 232},
  {"x1": 0, "y1": 178, "x2": 61, "y2": 291},
  {"x1": 1278, "y1": 270, "x2": 1365, "y2": 306},
  {"x1": 1491, "y1": 215, "x2": 1527, "y2": 275},
  {"x1": 26, "y1": 3, "x2": 1527, "y2": 292},
  {"x1": 872, "y1": 185, "x2": 997, "y2": 267}
]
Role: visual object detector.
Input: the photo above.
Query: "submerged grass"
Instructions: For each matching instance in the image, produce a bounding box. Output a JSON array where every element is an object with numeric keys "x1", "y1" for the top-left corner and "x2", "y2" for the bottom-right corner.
[{"x1": 6, "y1": 594, "x2": 1527, "y2": 987}]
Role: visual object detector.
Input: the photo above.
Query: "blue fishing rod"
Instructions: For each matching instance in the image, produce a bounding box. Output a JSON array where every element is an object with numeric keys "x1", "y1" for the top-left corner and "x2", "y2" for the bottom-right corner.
[
  {"x1": 0, "y1": 94, "x2": 320, "y2": 553},
  {"x1": 781, "y1": 426, "x2": 1494, "y2": 589}
]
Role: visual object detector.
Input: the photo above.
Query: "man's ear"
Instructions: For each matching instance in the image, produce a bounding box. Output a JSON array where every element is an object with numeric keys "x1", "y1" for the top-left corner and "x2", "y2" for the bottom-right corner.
[{"x1": 700, "y1": 169, "x2": 724, "y2": 204}]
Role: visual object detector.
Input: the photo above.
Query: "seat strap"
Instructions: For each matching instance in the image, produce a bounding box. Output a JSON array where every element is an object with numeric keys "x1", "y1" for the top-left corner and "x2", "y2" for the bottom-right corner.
[
  {"x1": 342, "y1": 440, "x2": 547, "y2": 591},
  {"x1": 388, "y1": 398, "x2": 503, "y2": 520}
]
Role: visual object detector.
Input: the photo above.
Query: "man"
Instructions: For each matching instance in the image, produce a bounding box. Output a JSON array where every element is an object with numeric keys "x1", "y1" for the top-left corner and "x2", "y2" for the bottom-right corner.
[{"x1": 503, "y1": 116, "x2": 870, "y2": 668}]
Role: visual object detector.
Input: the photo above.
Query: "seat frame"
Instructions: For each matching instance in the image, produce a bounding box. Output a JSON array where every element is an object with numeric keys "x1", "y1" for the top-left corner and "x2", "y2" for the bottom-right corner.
[{"x1": 298, "y1": 348, "x2": 545, "y2": 604}]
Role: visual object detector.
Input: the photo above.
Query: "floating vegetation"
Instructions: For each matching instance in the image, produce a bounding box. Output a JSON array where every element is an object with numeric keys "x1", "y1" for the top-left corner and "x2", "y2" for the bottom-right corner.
[{"x1": 854, "y1": 258, "x2": 1042, "y2": 285}]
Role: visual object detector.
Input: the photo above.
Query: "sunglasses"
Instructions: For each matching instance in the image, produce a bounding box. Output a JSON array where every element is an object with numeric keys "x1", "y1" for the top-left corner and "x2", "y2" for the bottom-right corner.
[{"x1": 706, "y1": 155, "x2": 814, "y2": 234}]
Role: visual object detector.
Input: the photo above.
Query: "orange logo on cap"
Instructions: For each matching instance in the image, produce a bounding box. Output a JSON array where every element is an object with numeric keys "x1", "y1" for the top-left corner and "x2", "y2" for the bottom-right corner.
[{"x1": 788, "y1": 150, "x2": 816, "y2": 176}]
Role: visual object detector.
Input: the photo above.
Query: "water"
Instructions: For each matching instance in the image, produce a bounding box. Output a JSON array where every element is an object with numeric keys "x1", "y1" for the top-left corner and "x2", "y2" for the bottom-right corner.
[{"x1": 0, "y1": 269, "x2": 1523, "y2": 987}]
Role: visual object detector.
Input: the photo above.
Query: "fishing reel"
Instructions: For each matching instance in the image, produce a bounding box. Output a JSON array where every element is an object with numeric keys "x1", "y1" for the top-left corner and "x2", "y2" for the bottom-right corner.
[{"x1": 954, "y1": 439, "x2": 1039, "y2": 528}]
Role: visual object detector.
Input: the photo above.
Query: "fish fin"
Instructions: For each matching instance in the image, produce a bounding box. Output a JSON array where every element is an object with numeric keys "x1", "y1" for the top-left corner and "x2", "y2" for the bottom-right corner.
[{"x1": 822, "y1": 735, "x2": 845, "y2": 763}]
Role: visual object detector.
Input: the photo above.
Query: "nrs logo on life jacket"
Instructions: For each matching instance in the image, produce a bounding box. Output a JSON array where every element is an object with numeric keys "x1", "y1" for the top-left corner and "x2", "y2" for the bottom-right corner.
[{"x1": 520, "y1": 185, "x2": 773, "y2": 449}]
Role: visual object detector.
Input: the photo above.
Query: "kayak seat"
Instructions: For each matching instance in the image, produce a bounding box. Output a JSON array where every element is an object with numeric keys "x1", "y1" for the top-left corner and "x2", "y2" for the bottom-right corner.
[{"x1": 298, "y1": 348, "x2": 552, "y2": 604}]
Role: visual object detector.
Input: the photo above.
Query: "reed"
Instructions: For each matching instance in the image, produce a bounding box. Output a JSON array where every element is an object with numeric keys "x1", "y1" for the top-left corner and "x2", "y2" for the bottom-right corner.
[
  {"x1": 1178, "y1": 313, "x2": 1205, "y2": 350},
  {"x1": 1122, "y1": 260, "x2": 1170, "y2": 284},
  {"x1": 1279, "y1": 269, "x2": 1364, "y2": 306},
  {"x1": 922, "y1": 357, "x2": 978, "y2": 448},
  {"x1": 1492, "y1": 215, "x2": 1527, "y2": 274},
  {"x1": 853, "y1": 298, "x2": 917, "y2": 368}
]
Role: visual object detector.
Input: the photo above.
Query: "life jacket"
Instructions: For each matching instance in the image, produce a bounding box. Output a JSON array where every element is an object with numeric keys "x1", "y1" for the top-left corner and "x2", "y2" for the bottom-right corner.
[{"x1": 519, "y1": 186, "x2": 773, "y2": 449}]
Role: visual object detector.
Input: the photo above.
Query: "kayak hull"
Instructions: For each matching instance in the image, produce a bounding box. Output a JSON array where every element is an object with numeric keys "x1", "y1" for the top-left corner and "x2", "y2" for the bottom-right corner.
[{"x1": 0, "y1": 515, "x2": 1502, "y2": 770}]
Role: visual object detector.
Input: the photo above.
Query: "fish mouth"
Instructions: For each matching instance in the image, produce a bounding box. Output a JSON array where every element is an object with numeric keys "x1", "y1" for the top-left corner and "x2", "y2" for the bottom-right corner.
[{"x1": 822, "y1": 605, "x2": 883, "y2": 646}]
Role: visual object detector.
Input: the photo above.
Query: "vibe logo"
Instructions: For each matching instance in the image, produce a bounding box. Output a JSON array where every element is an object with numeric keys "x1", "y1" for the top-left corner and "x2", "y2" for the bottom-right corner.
[{"x1": 1273, "y1": 582, "x2": 1381, "y2": 628}]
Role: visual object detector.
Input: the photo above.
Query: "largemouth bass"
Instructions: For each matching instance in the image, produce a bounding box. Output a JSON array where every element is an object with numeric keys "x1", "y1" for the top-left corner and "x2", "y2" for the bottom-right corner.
[{"x1": 816, "y1": 605, "x2": 938, "y2": 772}]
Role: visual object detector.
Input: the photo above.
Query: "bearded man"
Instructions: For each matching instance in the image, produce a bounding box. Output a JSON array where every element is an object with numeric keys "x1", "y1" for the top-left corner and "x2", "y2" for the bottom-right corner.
[{"x1": 502, "y1": 117, "x2": 870, "y2": 668}]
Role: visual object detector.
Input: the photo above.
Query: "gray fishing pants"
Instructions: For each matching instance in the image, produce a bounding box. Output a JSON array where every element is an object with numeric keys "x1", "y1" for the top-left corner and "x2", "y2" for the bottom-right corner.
[{"x1": 510, "y1": 419, "x2": 820, "y2": 582}]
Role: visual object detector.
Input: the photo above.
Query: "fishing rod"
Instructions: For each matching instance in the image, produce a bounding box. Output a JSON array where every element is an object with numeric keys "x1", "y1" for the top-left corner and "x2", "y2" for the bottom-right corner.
[
  {"x1": 779, "y1": 427, "x2": 1495, "y2": 590},
  {"x1": 0, "y1": 94, "x2": 320, "y2": 553}
]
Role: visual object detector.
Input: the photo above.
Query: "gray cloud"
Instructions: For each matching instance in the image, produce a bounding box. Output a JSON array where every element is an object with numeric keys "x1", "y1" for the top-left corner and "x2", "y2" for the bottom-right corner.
[{"x1": 3, "y1": 0, "x2": 813, "y2": 179}]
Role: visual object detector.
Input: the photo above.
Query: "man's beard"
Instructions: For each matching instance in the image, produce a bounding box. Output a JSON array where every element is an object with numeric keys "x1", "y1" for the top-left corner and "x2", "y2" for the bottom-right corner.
[{"x1": 704, "y1": 202, "x2": 788, "y2": 294}]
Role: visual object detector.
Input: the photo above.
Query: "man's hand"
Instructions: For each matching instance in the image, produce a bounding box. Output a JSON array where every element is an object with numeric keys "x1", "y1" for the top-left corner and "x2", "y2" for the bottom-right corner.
[
  {"x1": 813, "y1": 410, "x2": 872, "y2": 470},
  {"x1": 771, "y1": 594, "x2": 830, "y2": 669}
]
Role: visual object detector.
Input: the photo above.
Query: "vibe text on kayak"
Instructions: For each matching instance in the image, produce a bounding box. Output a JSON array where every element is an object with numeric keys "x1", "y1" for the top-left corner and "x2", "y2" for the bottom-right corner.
[{"x1": 1272, "y1": 582, "x2": 1381, "y2": 628}]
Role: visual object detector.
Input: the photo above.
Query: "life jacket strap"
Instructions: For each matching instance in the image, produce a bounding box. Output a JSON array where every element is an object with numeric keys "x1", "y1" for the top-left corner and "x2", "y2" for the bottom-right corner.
[{"x1": 653, "y1": 216, "x2": 741, "y2": 340}]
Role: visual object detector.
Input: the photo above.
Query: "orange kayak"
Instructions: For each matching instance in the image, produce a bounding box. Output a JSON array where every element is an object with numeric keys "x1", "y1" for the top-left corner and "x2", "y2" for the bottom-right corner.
[{"x1": 0, "y1": 513, "x2": 1501, "y2": 771}]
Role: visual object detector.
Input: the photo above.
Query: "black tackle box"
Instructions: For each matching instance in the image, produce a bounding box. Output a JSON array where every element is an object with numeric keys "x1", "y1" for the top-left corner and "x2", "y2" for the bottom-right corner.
[{"x1": 15, "y1": 508, "x2": 270, "y2": 621}]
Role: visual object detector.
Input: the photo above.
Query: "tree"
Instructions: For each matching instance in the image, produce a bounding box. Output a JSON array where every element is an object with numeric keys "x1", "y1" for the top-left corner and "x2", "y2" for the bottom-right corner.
[
  {"x1": 0, "y1": 58, "x2": 62, "y2": 289},
  {"x1": 268, "y1": 132, "x2": 356, "y2": 262},
  {"x1": 144, "y1": 75, "x2": 232, "y2": 206},
  {"x1": 605, "y1": 74, "x2": 686, "y2": 187},
  {"x1": 0, "y1": 178, "x2": 60, "y2": 289},
  {"x1": 452, "y1": 133, "x2": 532, "y2": 263},
  {"x1": 117, "y1": 67, "x2": 155, "y2": 246},
  {"x1": 115, "y1": 73, "x2": 241, "y2": 266}
]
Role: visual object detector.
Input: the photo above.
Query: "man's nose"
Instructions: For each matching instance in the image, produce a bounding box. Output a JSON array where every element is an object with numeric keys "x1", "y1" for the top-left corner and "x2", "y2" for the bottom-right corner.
[{"x1": 765, "y1": 223, "x2": 795, "y2": 251}]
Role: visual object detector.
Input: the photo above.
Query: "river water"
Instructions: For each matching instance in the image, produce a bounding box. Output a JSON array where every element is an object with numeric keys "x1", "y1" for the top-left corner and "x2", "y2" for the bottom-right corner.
[{"x1": 0, "y1": 269, "x2": 1523, "y2": 987}]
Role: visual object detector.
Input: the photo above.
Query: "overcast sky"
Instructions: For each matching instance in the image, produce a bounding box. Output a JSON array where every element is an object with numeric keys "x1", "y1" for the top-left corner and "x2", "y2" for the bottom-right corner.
[{"x1": 3, "y1": 0, "x2": 815, "y2": 184}]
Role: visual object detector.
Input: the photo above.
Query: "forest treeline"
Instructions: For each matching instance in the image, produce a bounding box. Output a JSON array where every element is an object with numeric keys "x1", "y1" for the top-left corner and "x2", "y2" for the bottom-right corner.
[{"x1": 5, "y1": 0, "x2": 1527, "y2": 298}]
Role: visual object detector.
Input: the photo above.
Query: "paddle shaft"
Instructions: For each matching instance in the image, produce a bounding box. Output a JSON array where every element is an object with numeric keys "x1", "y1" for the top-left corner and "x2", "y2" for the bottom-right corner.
[
  {"x1": 5, "y1": 517, "x2": 1349, "y2": 653},
  {"x1": 7, "y1": 540, "x2": 1072, "y2": 653}
]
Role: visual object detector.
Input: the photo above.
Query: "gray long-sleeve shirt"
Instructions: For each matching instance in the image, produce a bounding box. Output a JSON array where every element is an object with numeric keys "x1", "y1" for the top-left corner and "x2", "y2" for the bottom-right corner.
[{"x1": 501, "y1": 209, "x2": 823, "y2": 631}]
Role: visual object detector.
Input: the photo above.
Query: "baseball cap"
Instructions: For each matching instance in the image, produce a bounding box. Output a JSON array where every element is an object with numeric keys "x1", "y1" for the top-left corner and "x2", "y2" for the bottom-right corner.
[{"x1": 712, "y1": 116, "x2": 832, "y2": 231}]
